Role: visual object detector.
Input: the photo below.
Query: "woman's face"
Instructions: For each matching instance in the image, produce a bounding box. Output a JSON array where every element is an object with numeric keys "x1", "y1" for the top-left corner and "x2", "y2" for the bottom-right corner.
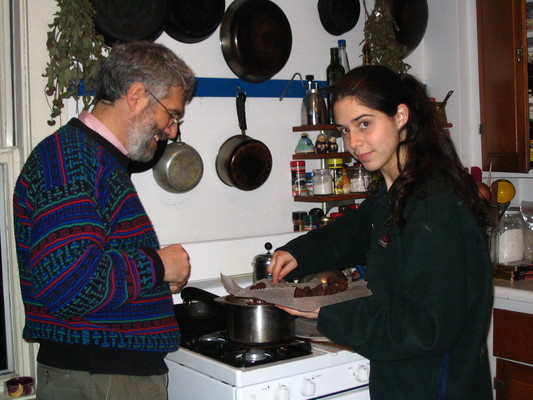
[{"x1": 334, "y1": 97, "x2": 408, "y2": 188}]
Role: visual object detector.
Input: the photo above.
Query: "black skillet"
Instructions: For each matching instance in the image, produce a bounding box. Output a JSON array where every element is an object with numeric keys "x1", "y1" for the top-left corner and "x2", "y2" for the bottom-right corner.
[
  {"x1": 220, "y1": 0, "x2": 292, "y2": 83},
  {"x1": 165, "y1": 0, "x2": 225, "y2": 43},
  {"x1": 90, "y1": 0, "x2": 169, "y2": 46}
]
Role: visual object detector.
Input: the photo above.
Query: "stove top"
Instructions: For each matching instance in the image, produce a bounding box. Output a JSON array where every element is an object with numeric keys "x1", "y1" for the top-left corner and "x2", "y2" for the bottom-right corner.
[{"x1": 181, "y1": 331, "x2": 313, "y2": 368}]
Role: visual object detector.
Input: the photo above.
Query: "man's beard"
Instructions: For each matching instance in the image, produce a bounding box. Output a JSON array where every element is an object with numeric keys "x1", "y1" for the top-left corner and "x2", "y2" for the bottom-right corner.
[{"x1": 127, "y1": 111, "x2": 165, "y2": 163}]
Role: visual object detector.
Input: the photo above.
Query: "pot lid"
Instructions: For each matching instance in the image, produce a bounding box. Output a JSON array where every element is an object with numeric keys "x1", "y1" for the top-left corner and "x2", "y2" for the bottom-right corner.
[
  {"x1": 165, "y1": 0, "x2": 225, "y2": 43},
  {"x1": 90, "y1": 0, "x2": 169, "y2": 46},
  {"x1": 253, "y1": 242, "x2": 273, "y2": 265},
  {"x1": 317, "y1": 0, "x2": 361, "y2": 36}
]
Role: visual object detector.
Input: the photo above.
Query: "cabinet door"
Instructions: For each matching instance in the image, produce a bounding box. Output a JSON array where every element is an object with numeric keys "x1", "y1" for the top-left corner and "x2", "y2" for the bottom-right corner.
[
  {"x1": 495, "y1": 359, "x2": 533, "y2": 400},
  {"x1": 477, "y1": 0, "x2": 530, "y2": 172}
]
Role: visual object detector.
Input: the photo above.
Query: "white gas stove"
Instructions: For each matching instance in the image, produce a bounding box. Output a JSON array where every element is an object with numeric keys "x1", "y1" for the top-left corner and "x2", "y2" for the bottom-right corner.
[
  {"x1": 166, "y1": 341, "x2": 370, "y2": 400},
  {"x1": 166, "y1": 275, "x2": 370, "y2": 399}
]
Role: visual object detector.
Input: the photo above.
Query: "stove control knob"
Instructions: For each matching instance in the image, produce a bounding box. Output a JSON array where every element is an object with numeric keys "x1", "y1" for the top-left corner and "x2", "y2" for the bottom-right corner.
[
  {"x1": 274, "y1": 384, "x2": 291, "y2": 400},
  {"x1": 353, "y1": 364, "x2": 370, "y2": 383},
  {"x1": 300, "y1": 378, "x2": 317, "y2": 396}
]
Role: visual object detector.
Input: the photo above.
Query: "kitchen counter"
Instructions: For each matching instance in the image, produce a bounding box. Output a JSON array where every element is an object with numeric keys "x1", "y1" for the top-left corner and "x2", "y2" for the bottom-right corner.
[{"x1": 493, "y1": 279, "x2": 533, "y2": 313}]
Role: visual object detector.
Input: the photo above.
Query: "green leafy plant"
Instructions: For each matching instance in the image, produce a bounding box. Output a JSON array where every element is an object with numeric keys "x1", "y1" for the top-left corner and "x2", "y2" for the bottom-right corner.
[
  {"x1": 361, "y1": 0, "x2": 411, "y2": 74},
  {"x1": 43, "y1": 0, "x2": 109, "y2": 126}
]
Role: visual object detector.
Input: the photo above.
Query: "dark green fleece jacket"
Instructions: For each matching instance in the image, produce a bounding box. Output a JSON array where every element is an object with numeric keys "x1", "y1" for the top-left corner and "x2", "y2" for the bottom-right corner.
[{"x1": 281, "y1": 174, "x2": 493, "y2": 399}]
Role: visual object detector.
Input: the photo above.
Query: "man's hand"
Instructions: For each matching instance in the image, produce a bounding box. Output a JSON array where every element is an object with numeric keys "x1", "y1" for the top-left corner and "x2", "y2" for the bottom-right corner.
[{"x1": 157, "y1": 244, "x2": 191, "y2": 293}]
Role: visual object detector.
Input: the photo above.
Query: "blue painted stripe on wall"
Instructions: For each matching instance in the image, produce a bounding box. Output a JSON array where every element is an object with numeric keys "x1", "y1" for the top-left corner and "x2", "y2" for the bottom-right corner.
[
  {"x1": 78, "y1": 77, "x2": 328, "y2": 99},
  {"x1": 194, "y1": 77, "x2": 328, "y2": 98}
]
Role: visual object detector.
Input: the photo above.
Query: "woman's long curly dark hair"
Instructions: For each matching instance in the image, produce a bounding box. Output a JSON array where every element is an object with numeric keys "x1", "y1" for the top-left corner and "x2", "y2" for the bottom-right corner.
[{"x1": 332, "y1": 65, "x2": 488, "y2": 228}]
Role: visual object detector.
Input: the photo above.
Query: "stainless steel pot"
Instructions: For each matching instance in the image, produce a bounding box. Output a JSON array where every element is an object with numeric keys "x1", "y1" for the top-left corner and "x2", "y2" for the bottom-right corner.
[
  {"x1": 216, "y1": 295, "x2": 295, "y2": 345},
  {"x1": 152, "y1": 131, "x2": 204, "y2": 193}
]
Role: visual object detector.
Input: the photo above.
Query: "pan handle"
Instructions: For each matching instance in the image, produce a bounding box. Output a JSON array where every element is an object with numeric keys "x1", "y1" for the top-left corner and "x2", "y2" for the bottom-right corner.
[
  {"x1": 181, "y1": 287, "x2": 220, "y2": 305},
  {"x1": 236, "y1": 90, "x2": 247, "y2": 134}
]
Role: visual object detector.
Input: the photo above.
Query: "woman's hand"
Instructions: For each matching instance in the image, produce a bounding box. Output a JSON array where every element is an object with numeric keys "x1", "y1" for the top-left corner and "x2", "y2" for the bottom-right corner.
[
  {"x1": 276, "y1": 305, "x2": 320, "y2": 319},
  {"x1": 267, "y1": 250, "x2": 298, "y2": 283}
]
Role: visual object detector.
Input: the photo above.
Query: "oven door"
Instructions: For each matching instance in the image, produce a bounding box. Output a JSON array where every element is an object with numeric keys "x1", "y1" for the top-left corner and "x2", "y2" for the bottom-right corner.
[{"x1": 321, "y1": 385, "x2": 370, "y2": 399}]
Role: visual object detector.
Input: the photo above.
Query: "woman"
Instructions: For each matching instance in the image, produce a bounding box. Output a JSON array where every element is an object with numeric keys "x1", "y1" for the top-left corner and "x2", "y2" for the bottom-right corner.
[{"x1": 268, "y1": 65, "x2": 493, "y2": 399}]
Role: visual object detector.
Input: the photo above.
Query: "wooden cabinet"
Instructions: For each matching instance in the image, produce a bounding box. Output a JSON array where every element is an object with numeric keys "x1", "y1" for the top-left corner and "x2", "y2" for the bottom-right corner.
[
  {"x1": 493, "y1": 309, "x2": 533, "y2": 399},
  {"x1": 476, "y1": 0, "x2": 530, "y2": 173}
]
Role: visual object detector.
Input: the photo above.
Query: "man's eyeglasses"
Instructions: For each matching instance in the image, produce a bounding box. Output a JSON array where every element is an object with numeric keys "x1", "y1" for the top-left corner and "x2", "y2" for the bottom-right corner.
[{"x1": 145, "y1": 88, "x2": 181, "y2": 127}]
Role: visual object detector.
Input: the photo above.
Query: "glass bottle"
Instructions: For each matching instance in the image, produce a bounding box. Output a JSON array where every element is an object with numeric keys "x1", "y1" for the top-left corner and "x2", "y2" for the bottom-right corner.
[
  {"x1": 301, "y1": 75, "x2": 327, "y2": 125},
  {"x1": 326, "y1": 48, "x2": 345, "y2": 124},
  {"x1": 338, "y1": 39, "x2": 350, "y2": 73}
]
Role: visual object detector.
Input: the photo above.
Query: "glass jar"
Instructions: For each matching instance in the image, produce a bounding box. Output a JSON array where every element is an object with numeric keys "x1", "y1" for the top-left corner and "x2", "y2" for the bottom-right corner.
[
  {"x1": 292, "y1": 211, "x2": 307, "y2": 232},
  {"x1": 303, "y1": 214, "x2": 318, "y2": 230},
  {"x1": 347, "y1": 163, "x2": 369, "y2": 192},
  {"x1": 290, "y1": 161, "x2": 308, "y2": 196},
  {"x1": 497, "y1": 209, "x2": 524, "y2": 263},
  {"x1": 312, "y1": 169, "x2": 333, "y2": 195},
  {"x1": 327, "y1": 158, "x2": 344, "y2": 194}
]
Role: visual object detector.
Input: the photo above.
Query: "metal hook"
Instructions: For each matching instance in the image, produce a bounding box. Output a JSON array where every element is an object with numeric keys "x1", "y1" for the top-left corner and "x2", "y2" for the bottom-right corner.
[{"x1": 279, "y1": 72, "x2": 305, "y2": 101}]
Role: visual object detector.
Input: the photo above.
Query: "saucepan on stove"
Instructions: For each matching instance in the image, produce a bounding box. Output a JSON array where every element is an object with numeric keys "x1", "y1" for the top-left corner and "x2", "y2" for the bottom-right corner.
[
  {"x1": 215, "y1": 295, "x2": 295, "y2": 345},
  {"x1": 174, "y1": 287, "x2": 226, "y2": 335}
]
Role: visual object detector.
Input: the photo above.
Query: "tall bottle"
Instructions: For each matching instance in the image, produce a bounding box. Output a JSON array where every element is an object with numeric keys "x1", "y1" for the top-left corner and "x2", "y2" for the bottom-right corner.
[
  {"x1": 326, "y1": 47, "x2": 345, "y2": 124},
  {"x1": 338, "y1": 39, "x2": 350, "y2": 73},
  {"x1": 301, "y1": 75, "x2": 327, "y2": 125}
]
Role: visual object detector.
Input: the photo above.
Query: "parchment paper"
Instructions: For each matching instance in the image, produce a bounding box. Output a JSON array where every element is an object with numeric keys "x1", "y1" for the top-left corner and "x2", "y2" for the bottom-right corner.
[{"x1": 220, "y1": 274, "x2": 372, "y2": 312}]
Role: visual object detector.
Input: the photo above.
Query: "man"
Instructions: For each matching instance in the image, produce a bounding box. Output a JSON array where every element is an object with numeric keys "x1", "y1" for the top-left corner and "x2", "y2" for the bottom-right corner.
[{"x1": 13, "y1": 41, "x2": 196, "y2": 400}]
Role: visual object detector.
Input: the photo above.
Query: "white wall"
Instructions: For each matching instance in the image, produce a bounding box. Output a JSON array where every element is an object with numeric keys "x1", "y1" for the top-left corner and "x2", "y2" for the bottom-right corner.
[{"x1": 21, "y1": 0, "x2": 533, "y2": 281}]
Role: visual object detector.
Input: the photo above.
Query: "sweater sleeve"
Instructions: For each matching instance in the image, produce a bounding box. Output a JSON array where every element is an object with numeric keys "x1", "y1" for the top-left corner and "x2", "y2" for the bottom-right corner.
[
  {"x1": 18, "y1": 132, "x2": 164, "y2": 321},
  {"x1": 280, "y1": 197, "x2": 375, "y2": 280}
]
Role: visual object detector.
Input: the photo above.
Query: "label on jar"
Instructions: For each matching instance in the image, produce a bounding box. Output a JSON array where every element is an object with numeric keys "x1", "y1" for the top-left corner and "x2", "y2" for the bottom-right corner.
[{"x1": 329, "y1": 167, "x2": 343, "y2": 194}]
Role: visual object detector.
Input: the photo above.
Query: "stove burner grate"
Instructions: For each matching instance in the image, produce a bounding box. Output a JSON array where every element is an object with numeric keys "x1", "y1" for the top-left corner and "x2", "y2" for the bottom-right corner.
[{"x1": 181, "y1": 331, "x2": 313, "y2": 368}]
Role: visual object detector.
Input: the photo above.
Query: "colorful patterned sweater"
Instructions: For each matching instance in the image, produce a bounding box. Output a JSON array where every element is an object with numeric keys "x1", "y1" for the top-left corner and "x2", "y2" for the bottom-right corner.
[{"x1": 13, "y1": 119, "x2": 179, "y2": 374}]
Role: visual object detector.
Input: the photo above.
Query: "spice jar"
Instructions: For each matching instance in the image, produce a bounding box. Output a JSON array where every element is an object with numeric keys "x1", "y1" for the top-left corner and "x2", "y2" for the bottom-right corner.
[
  {"x1": 303, "y1": 214, "x2": 318, "y2": 230},
  {"x1": 292, "y1": 211, "x2": 307, "y2": 232},
  {"x1": 305, "y1": 172, "x2": 314, "y2": 194},
  {"x1": 312, "y1": 169, "x2": 333, "y2": 195},
  {"x1": 327, "y1": 158, "x2": 344, "y2": 194},
  {"x1": 497, "y1": 209, "x2": 524, "y2": 263},
  {"x1": 291, "y1": 161, "x2": 308, "y2": 196}
]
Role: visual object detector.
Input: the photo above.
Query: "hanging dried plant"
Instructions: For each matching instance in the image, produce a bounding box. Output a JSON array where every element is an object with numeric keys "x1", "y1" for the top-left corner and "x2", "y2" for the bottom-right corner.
[
  {"x1": 361, "y1": 0, "x2": 410, "y2": 74},
  {"x1": 43, "y1": 0, "x2": 109, "y2": 126}
]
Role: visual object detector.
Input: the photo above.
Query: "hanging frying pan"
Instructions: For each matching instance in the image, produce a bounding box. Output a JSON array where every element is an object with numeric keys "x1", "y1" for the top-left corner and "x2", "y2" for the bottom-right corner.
[
  {"x1": 165, "y1": 0, "x2": 225, "y2": 43},
  {"x1": 216, "y1": 91, "x2": 272, "y2": 191},
  {"x1": 220, "y1": 0, "x2": 292, "y2": 83},
  {"x1": 383, "y1": 0, "x2": 428, "y2": 58},
  {"x1": 317, "y1": 0, "x2": 361, "y2": 36},
  {"x1": 152, "y1": 130, "x2": 204, "y2": 193},
  {"x1": 90, "y1": 0, "x2": 169, "y2": 46}
]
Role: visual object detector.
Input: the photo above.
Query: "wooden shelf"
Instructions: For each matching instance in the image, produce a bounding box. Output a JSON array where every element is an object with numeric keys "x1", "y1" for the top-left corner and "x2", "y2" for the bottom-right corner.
[
  {"x1": 293, "y1": 152, "x2": 352, "y2": 160},
  {"x1": 294, "y1": 193, "x2": 369, "y2": 202},
  {"x1": 292, "y1": 124, "x2": 337, "y2": 132}
]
